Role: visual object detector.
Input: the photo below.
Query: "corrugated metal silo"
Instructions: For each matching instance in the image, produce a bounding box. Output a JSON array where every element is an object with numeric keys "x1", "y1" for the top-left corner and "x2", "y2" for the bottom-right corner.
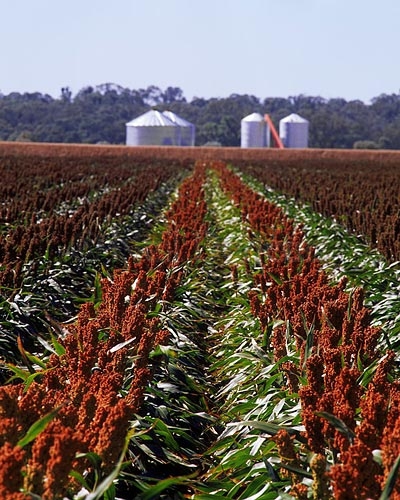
[
  {"x1": 163, "y1": 111, "x2": 195, "y2": 146},
  {"x1": 279, "y1": 113, "x2": 309, "y2": 148},
  {"x1": 126, "y1": 110, "x2": 179, "y2": 146},
  {"x1": 241, "y1": 113, "x2": 269, "y2": 148}
]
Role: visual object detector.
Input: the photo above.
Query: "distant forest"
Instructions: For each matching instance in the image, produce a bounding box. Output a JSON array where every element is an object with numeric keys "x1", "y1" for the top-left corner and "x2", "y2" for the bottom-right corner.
[{"x1": 1, "y1": 83, "x2": 400, "y2": 148}]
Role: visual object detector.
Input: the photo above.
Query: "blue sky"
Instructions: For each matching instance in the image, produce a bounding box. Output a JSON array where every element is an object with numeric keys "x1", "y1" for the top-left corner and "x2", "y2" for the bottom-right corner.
[{"x1": 1, "y1": 0, "x2": 399, "y2": 103}]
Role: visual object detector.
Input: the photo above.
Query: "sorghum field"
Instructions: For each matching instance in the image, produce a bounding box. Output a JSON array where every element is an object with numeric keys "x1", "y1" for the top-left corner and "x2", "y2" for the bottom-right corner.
[{"x1": 0, "y1": 142, "x2": 399, "y2": 500}]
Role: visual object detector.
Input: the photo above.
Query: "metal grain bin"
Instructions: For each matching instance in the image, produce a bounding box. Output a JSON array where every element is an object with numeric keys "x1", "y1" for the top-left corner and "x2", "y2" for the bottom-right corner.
[
  {"x1": 163, "y1": 111, "x2": 195, "y2": 146},
  {"x1": 241, "y1": 113, "x2": 269, "y2": 148},
  {"x1": 126, "y1": 110, "x2": 179, "y2": 146},
  {"x1": 279, "y1": 113, "x2": 309, "y2": 148}
]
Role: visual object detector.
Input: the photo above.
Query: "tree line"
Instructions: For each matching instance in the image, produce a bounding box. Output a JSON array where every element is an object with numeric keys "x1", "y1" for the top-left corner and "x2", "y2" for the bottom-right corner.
[{"x1": 1, "y1": 83, "x2": 400, "y2": 148}]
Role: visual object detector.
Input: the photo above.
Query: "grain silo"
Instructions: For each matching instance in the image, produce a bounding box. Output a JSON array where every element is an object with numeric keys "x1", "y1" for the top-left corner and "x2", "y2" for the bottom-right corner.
[
  {"x1": 241, "y1": 113, "x2": 269, "y2": 148},
  {"x1": 126, "y1": 110, "x2": 179, "y2": 146},
  {"x1": 279, "y1": 113, "x2": 309, "y2": 148},
  {"x1": 163, "y1": 111, "x2": 195, "y2": 146}
]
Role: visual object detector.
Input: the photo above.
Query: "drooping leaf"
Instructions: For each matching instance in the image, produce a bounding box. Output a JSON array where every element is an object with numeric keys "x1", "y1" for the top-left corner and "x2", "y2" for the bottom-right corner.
[{"x1": 315, "y1": 411, "x2": 356, "y2": 443}]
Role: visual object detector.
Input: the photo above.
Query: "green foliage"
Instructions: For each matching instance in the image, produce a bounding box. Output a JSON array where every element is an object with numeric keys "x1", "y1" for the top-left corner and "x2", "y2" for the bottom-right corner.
[
  {"x1": 380, "y1": 455, "x2": 400, "y2": 500},
  {"x1": 17, "y1": 405, "x2": 62, "y2": 448},
  {"x1": 2, "y1": 85, "x2": 400, "y2": 147},
  {"x1": 76, "y1": 431, "x2": 133, "y2": 500},
  {"x1": 2, "y1": 162, "x2": 400, "y2": 498},
  {"x1": 0, "y1": 174, "x2": 183, "y2": 370},
  {"x1": 241, "y1": 171, "x2": 400, "y2": 349}
]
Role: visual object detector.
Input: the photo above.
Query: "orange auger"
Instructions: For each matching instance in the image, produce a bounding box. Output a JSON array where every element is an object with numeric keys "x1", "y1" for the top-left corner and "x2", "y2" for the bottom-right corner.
[{"x1": 265, "y1": 113, "x2": 284, "y2": 149}]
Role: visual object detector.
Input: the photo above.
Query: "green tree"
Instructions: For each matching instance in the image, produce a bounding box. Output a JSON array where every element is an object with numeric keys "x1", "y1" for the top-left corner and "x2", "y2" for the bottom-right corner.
[{"x1": 0, "y1": 84, "x2": 399, "y2": 148}]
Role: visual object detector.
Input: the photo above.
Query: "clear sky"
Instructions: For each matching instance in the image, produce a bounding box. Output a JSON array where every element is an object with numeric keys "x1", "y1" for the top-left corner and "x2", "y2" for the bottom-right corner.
[{"x1": 1, "y1": 0, "x2": 399, "y2": 104}]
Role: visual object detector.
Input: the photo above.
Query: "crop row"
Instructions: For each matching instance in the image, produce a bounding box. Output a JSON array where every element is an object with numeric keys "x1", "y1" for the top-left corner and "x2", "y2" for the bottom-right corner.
[
  {"x1": 0, "y1": 154, "x2": 399, "y2": 498},
  {"x1": 0, "y1": 155, "x2": 138, "y2": 224},
  {"x1": 213, "y1": 161, "x2": 400, "y2": 499},
  {"x1": 236, "y1": 157, "x2": 400, "y2": 262},
  {"x1": 0, "y1": 153, "x2": 192, "y2": 370},
  {"x1": 2, "y1": 144, "x2": 399, "y2": 262},
  {"x1": 0, "y1": 155, "x2": 192, "y2": 292},
  {"x1": 0, "y1": 164, "x2": 208, "y2": 499},
  {"x1": 0, "y1": 154, "x2": 193, "y2": 227},
  {"x1": 0, "y1": 174, "x2": 184, "y2": 377}
]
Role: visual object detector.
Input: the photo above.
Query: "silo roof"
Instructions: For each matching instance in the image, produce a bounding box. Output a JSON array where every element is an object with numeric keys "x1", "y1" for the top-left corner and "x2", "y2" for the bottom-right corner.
[
  {"x1": 163, "y1": 110, "x2": 194, "y2": 127},
  {"x1": 242, "y1": 112, "x2": 264, "y2": 122},
  {"x1": 126, "y1": 109, "x2": 177, "y2": 127},
  {"x1": 281, "y1": 113, "x2": 309, "y2": 123}
]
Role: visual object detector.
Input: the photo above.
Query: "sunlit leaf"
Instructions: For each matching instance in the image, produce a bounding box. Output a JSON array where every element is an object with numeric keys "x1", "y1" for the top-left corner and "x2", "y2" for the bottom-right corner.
[{"x1": 17, "y1": 405, "x2": 63, "y2": 448}]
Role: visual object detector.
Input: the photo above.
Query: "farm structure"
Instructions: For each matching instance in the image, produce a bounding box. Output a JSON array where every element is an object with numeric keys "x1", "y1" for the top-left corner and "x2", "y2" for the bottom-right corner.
[
  {"x1": 126, "y1": 109, "x2": 195, "y2": 146},
  {"x1": 241, "y1": 112, "x2": 308, "y2": 149},
  {"x1": 163, "y1": 110, "x2": 196, "y2": 146},
  {"x1": 279, "y1": 112, "x2": 309, "y2": 148},
  {"x1": 241, "y1": 112, "x2": 270, "y2": 148},
  {"x1": 0, "y1": 142, "x2": 399, "y2": 499}
]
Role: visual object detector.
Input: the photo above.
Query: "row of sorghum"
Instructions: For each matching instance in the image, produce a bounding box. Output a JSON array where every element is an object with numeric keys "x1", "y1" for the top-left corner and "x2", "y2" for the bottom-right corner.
[
  {"x1": 238, "y1": 158, "x2": 400, "y2": 262},
  {"x1": 213, "y1": 161, "x2": 400, "y2": 500},
  {"x1": 0, "y1": 154, "x2": 162, "y2": 224},
  {"x1": 0, "y1": 162, "x2": 207, "y2": 499},
  {"x1": 0, "y1": 158, "x2": 192, "y2": 291}
]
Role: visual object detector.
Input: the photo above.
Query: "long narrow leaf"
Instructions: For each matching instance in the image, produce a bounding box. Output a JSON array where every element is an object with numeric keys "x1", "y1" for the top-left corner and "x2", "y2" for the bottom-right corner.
[
  {"x1": 84, "y1": 430, "x2": 133, "y2": 500},
  {"x1": 230, "y1": 420, "x2": 306, "y2": 443},
  {"x1": 135, "y1": 474, "x2": 196, "y2": 500},
  {"x1": 315, "y1": 411, "x2": 356, "y2": 443},
  {"x1": 4, "y1": 363, "x2": 30, "y2": 382},
  {"x1": 17, "y1": 405, "x2": 63, "y2": 448},
  {"x1": 379, "y1": 454, "x2": 400, "y2": 500}
]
